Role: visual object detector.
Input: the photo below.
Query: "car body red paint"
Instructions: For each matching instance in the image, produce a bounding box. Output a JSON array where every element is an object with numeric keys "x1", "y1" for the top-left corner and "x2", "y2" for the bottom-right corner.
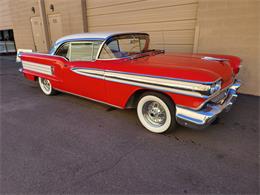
[
  {"x1": 18, "y1": 32, "x2": 241, "y2": 130},
  {"x1": 20, "y1": 51, "x2": 240, "y2": 109}
]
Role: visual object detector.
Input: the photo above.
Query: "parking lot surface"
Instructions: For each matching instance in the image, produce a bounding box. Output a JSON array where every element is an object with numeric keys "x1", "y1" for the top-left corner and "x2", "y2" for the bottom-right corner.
[{"x1": 0, "y1": 55, "x2": 259, "y2": 194}]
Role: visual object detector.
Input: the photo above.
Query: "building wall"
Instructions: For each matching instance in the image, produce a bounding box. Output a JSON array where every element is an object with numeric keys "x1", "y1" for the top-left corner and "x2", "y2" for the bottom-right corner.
[
  {"x1": 44, "y1": 0, "x2": 85, "y2": 39},
  {"x1": 0, "y1": 0, "x2": 13, "y2": 30},
  {"x1": 86, "y1": 0, "x2": 199, "y2": 53},
  {"x1": 9, "y1": 0, "x2": 42, "y2": 52},
  {"x1": 196, "y1": 0, "x2": 260, "y2": 96},
  {"x1": 0, "y1": 0, "x2": 259, "y2": 96},
  {"x1": 4, "y1": 0, "x2": 84, "y2": 52}
]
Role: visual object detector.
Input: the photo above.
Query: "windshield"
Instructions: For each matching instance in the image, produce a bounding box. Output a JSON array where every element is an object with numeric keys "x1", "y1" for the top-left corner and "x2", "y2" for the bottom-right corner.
[{"x1": 99, "y1": 34, "x2": 149, "y2": 59}]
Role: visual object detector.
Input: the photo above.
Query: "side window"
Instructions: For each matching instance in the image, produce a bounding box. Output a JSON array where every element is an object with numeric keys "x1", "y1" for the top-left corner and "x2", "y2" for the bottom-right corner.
[
  {"x1": 55, "y1": 43, "x2": 69, "y2": 59},
  {"x1": 70, "y1": 42, "x2": 92, "y2": 61},
  {"x1": 70, "y1": 42, "x2": 101, "y2": 61}
]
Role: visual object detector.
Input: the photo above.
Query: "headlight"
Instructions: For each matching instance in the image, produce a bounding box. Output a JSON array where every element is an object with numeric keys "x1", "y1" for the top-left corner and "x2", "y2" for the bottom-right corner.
[{"x1": 210, "y1": 80, "x2": 222, "y2": 94}]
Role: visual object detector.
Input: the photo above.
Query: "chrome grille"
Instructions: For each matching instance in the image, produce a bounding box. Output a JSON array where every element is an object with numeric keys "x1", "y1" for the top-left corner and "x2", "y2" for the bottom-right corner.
[{"x1": 211, "y1": 90, "x2": 228, "y2": 104}]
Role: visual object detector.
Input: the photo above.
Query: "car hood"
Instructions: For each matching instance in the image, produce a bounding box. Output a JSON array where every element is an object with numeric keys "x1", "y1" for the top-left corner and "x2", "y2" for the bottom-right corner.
[{"x1": 117, "y1": 53, "x2": 234, "y2": 87}]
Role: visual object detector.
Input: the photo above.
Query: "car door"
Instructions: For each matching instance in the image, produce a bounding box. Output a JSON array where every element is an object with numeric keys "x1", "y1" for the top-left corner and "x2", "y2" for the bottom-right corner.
[{"x1": 55, "y1": 41, "x2": 106, "y2": 102}]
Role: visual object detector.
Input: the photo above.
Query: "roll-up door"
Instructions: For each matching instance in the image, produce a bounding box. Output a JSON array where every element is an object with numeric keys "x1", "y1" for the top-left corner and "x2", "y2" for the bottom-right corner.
[{"x1": 86, "y1": 0, "x2": 198, "y2": 53}]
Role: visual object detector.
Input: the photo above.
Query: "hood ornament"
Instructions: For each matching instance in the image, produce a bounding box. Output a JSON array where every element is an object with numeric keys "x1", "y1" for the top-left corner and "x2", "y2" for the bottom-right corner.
[{"x1": 202, "y1": 56, "x2": 229, "y2": 62}]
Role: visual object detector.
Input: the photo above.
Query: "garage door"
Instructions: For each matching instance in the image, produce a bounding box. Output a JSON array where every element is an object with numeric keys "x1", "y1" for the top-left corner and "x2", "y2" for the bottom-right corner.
[{"x1": 86, "y1": 0, "x2": 198, "y2": 53}]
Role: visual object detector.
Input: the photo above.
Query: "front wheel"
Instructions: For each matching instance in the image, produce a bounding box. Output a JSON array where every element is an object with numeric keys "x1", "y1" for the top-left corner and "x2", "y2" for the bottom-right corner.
[
  {"x1": 137, "y1": 92, "x2": 177, "y2": 133},
  {"x1": 38, "y1": 77, "x2": 56, "y2": 95}
]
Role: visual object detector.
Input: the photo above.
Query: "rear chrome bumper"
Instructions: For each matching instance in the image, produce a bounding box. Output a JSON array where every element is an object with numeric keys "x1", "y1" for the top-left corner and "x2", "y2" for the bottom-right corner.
[{"x1": 176, "y1": 80, "x2": 241, "y2": 128}]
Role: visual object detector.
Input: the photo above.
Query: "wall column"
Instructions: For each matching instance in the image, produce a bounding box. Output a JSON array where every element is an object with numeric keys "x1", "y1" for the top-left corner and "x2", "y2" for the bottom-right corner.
[
  {"x1": 81, "y1": 0, "x2": 88, "y2": 32},
  {"x1": 38, "y1": 0, "x2": 51, "y2": 51}
]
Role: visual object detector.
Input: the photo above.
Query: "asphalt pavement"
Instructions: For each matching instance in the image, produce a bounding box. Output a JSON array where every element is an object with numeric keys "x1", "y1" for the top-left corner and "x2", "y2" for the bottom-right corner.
[{"x1": 0, "y1": 55, "x2": 259, "y2": 194}]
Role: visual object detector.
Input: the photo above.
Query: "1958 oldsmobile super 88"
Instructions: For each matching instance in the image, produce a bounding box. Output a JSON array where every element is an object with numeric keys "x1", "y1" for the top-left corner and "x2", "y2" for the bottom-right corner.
[{"x1": 18, "y1": 32, "x2": 241, "y2": 133}]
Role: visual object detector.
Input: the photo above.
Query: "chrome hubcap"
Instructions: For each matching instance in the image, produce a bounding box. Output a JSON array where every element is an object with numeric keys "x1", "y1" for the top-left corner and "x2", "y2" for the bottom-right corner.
[
  {"x1": 41, "y1": 78, "x2": 51, "y2": 92},
  {"x1": 142, "y1": 101, "x2": 166, "y2": 127}
]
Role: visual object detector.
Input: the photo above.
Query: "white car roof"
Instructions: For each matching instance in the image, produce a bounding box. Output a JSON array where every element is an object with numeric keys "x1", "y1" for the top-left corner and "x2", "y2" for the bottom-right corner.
[
  {"x1": 56, "y1": 32, "x2": 148, "y2": 44},
  {"x1": 50, "y1": 32, "x2": 149, "y2": 55}
]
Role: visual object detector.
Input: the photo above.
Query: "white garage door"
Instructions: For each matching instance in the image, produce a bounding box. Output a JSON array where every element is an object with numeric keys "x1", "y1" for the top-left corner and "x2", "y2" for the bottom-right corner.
[{"x1": 86, "y1": 0, "x2": 198, "y2": 53}]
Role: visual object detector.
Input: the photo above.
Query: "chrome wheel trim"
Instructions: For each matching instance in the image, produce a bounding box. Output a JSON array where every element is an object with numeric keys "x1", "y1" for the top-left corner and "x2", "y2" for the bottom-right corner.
[
  {"x1": 142, "y1": 101, "x2": 167, "y2": 127},
  {"x1": 137, "y1": 95, "x2": 171, "y2": 133},
  {"x1": 39, "y1": 77, "x2": 52, "y2": 95},
  {"x1": 43, "y1": 79, "x2": 51, "y2": 91}
]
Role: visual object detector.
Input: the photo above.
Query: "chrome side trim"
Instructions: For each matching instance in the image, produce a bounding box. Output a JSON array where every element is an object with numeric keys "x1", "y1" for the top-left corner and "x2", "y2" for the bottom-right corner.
[
  {"x1": 71, "y1": 68, "x2": 104, "y2": 80},
  {"x1": 105, "y1": 77, "x2": 205, "y2": 98},
  {"x1": 70, "y1": 67, "x2": 212, "y2": 98},
  {"x1": 105, "y1": 71, "x2": 211, "y2": 92},
  {"x1": 71, "y1": 67, "x2": 215, "y2": 87},
  {"x1": 106, "y1": 69, "x2": 220, "y2": 85},
  {"x1": 22, "y1": 61, "x2": 53, "y2": 76}
]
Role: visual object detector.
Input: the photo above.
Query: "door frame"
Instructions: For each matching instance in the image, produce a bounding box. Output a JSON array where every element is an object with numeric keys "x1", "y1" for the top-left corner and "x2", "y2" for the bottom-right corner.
[
  {"x1": 30, "y1": 16, "x2": 47, "y2": 52},
  {"x1": 47, "y1": 14, "x2": 63, "y2": 45}
]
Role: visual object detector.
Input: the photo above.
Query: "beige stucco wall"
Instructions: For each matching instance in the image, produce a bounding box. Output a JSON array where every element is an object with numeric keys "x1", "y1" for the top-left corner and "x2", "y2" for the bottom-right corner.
[
  {"x1": 9, "y1": 0, "x2": 40, "y2": 51},
  {"x1": 1, "y1": 0, "x2": 84, "y2": 52},
  {"x1": 0, "y1": 0, "x2": 259, "y2": 96},
  {"x1": 86, "y1": 0, "x2": 199, "y2": 53},
  {"x1": 0, "y1": 0, "x2": 13, "y2": 30},
  {"x1": 44, "y1": 0, "x2": 84, "y2": 36},
  {"x1": 196, "y1": 0, "x2": 260, "y2": 96}
]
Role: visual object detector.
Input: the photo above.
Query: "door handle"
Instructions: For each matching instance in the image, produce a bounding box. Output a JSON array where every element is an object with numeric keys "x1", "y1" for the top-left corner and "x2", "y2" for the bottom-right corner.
[{"x1": 64, "y1": 64, "x2": 68, "y2": 67}]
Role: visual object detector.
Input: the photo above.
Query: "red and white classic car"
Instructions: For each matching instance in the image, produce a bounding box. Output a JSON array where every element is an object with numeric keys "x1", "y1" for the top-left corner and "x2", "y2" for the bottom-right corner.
[{"x1": 18, "y1": 32, "x2": 241, "y2": 133}]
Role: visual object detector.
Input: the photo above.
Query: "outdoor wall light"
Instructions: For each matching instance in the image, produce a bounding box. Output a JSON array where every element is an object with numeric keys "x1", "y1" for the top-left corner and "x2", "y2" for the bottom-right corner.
[
  {"x1": 31, "y1": 6, "x2": 35, "y2": 14},
  {"x1": 50, "y1": 4, "x2": 54, "y2": 12}
]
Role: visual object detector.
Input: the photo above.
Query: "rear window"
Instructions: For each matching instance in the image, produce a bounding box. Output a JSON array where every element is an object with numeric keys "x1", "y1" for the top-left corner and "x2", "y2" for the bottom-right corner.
[{"x1": 55, "y1": 43, "x2": 69, "y2": 59}]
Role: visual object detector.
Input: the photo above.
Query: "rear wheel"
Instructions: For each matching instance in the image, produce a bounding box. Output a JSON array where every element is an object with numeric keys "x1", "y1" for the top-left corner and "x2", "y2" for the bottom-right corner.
[
  {"x1": 137, "y1": 92, "x2": 177, "y2": 133},
  {"x1": 38, "y1": 77, "x2": 56, "y2": 95}
]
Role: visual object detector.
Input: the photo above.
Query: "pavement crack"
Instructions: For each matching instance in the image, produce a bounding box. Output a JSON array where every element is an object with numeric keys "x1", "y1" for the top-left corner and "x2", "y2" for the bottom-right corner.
[{"x1": 80, "y1": 144, "x2": 140, "y2": 181}]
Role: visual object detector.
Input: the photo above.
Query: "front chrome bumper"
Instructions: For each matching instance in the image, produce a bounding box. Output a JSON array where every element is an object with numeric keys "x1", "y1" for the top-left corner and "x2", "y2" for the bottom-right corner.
[{"x1": 176, "y1": 80, "x2": 241, "y2": 128}]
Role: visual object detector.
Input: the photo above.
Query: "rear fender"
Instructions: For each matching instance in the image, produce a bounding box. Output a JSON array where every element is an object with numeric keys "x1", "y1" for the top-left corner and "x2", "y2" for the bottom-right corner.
[
  {"x1": 23, "y1": 72, "x2": 37, "y2": 81},
  {"x1": 20, "y1": 52, "x2": 67, "y2": 87}
]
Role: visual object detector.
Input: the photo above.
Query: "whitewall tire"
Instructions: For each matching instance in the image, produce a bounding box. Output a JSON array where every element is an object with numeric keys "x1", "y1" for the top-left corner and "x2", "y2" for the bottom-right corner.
[
  {"x1": 38, "y1": 77, "x2": 55, "y2": 95},
  {"x1": 137, "y1": 92, "x2": 176, "y2": 133}
]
